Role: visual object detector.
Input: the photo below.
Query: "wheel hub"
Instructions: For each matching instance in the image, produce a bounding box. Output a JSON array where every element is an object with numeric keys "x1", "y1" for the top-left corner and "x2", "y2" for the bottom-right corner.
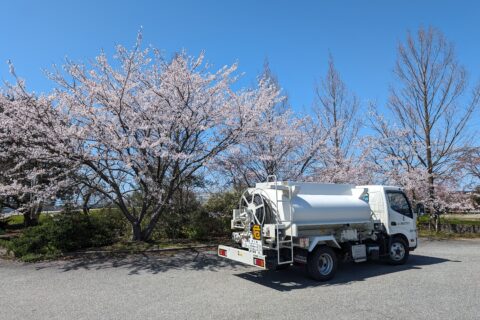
[
  {"x1": 318, "y1": 253, "x2": 334, "y2": 275},
  {"x1": 390, "y1": 242, "x2": 405, "y2": 261}
]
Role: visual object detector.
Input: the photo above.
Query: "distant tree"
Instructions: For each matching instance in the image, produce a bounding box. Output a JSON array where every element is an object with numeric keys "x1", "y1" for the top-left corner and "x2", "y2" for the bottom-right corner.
[
  {"x1": 473, "y1": 186, "x2": 480, "y2": 208},
  {"x1": 459, "y1": 148, "x2": 480, "y2": 208},
  {"x1": 311, "y1": 56, "x2": 371, "y2": 184},
  {"x1": 462, "y1": 148, "x2": 480, "y2": 181},
  {"x1": 370, "y1": 27, "x2": 480, "y2": 230}
]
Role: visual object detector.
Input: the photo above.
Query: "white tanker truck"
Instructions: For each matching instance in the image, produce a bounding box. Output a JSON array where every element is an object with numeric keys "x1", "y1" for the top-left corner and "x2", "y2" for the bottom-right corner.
[{"x1": 218, "y1": 177, "x2": 420, "y2": 281}]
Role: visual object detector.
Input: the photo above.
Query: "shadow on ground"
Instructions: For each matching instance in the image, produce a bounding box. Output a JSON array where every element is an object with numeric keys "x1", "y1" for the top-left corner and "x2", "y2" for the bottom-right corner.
[
  {"x1": 34, "y1": 249, "x2": 244, "y2": 275},
  {"x1": 33, "y1": 250, "x2": 458, "y2": 287},
  {"x1": 235, "y1": 254, "x2": 459, "y2": 291}
]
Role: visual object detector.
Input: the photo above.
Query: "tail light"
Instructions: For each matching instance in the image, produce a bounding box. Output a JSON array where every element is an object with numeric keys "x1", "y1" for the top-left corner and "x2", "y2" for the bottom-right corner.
[
  {"x1": 253, "y1": 258, "x2": 265, "y2": 267},
  {"x1": 218, "y1": 248, "x2": 227, "y2": 257}
]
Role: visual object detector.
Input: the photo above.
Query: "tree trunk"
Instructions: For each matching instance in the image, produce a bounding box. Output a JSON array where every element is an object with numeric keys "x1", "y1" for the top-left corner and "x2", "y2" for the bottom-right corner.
[
  {"x1": 131, "y1": 222, "x2": 144, "y2": 241},
  {"x1": 82, "y1": 192, "x2": 92, "y2": 215},
  {"x1": 117, "y1": 200, "x2": 164, "y2": 242},
  {"x1": 23, "y1": 212, "x2": 38, "y2": 227},
  {"x1": 423, "y1": 89, "x2": 437, "y2": 232},
  {"x1": 434, "y1": 213, "x2": 440, "y2": 233},
  {"x1": 142, "y1": 208, "x2": 165, "y2": 241},
  {"x1": 23, "y1": 205, "x2": 41, "y2": 227}
]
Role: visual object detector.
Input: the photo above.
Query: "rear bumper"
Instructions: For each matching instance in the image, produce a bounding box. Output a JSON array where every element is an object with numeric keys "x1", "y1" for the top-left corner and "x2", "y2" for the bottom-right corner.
[{"x1": 218, "y1": 245, "x2": 266, "y2": 269}]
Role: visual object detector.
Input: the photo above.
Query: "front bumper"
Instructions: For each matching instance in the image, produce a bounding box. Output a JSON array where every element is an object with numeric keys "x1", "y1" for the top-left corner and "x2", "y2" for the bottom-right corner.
[{"x1": 409, "y1": 235, "x2": 418, "y2": 251}]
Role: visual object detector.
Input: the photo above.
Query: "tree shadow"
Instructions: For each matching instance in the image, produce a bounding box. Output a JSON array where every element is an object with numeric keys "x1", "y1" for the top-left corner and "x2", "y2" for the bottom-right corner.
[
  {"x1": 35, "y1": 249, "x2": 245, "y2": 275},
  {"x1": 34, "y1": 251, "x2": 458, "y2": 284},
  {"x1": 234, "y1": 254, "x2": 459, "y2": 292}
]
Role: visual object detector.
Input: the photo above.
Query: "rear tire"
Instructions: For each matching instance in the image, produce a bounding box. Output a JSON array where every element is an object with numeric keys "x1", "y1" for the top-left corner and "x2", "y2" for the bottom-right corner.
[
  {"x1": 387, "y1": 237, "x2": 409, "y2": 265},
  {"x1": 307, "y1": 246, "x2": 338, "y2": 281}
]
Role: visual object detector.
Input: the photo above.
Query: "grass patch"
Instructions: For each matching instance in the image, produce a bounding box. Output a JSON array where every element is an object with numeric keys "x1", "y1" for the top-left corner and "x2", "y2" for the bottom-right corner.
[
  {"x1": 0, "y1": 213, "x2": 50, "y2": 228},
  {"x1": 419, "y1": 229, "x2": 480, "y2": 239},
  {"x1": 417, "y1": 214, "x2": 480, "y2": 226},
  {"x1": 417, "y1": 215, "x2": 429, "y2": 224},
  {"x1": 5, "y1": 214, "x2": 24, "y2": 225},
  {"x1": 441, "y1": 218, "x2": 480, "y2": 226}
]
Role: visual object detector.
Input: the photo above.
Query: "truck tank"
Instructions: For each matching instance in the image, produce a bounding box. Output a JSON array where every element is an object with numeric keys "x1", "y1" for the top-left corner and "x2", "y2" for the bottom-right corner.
[{"x1": 252, "y1": 182, "x2": 372, "y2": 226}]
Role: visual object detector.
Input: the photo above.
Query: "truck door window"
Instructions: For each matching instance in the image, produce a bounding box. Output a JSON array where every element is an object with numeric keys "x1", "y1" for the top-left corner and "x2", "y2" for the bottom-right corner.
[{"x1": 386, "y1": 191, "x2": 412, "y2": 218}]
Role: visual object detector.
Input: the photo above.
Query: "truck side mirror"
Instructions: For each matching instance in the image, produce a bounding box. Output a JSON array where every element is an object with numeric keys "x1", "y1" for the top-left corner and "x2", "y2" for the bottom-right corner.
[
  {"x1": 416, "y1": 203, "x2": 425, "y2": 216},
  {"x1": 362, "y1": 193, "x2": 369, "y2": 203}
]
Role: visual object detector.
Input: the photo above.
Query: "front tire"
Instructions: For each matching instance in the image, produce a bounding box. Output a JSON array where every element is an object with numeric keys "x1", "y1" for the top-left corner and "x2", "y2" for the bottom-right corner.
[
  {"x1": 307, "y1": 246, "x2": 338, "y2": 281},
  {"x1": 388, "y1": 237, "x2": 409, "y2": 265}
]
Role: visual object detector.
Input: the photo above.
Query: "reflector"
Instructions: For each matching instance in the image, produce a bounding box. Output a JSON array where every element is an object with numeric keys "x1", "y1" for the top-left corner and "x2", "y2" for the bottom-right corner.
[{"x1": 254, "y1": 258, "x2": 265, "y2": 267}]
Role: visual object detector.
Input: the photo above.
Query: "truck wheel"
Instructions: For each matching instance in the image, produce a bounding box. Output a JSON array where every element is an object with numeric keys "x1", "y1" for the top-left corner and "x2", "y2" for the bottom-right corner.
[
  {"x1": 307, "y1": 246, "x2": 338, "y2": 281},
  {"x1": 388, "y1": 237, "x2": 409, "y2": 265}
]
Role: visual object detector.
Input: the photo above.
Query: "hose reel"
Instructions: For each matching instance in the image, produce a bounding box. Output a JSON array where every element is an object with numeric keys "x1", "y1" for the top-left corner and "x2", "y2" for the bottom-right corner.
[{"x1": 239, "y1": 188, "x2": 275, "y2": 227}]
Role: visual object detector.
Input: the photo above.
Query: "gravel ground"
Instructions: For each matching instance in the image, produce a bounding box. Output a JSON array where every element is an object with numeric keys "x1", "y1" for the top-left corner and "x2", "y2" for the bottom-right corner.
[{"x1": 1, "y1": 238, "x2": 479, "y2": 320}]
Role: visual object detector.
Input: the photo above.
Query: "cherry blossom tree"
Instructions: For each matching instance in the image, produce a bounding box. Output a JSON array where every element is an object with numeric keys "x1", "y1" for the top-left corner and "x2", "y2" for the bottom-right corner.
[
  {"x1": 311, "y1": 56, "x2": 372, "y2": 184},
  {"x1": 462, "y1": 148, "x2": 480, "y2": 182},
  {"x1": 1, "y1": 35, "x2": 281, "y2": 240},
  {"x1": 369, "y1": 105, "x2": 474, "y2": 231},
  {"x1": 459, "y1": 147, "x2": 480, "y2": 208},
  {"x1": 215, "y1": 62, "x2": 321, "y2": 188},
  {"x1": 0, "y1": 91, "x2": 75, "y2": 226}
]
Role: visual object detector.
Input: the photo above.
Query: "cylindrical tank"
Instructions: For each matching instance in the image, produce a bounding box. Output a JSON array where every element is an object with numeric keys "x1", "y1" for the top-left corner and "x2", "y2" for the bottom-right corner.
[
  {"x1": 258, "y1": 182, "x2": 372, "y2": 225},
  {"x1": 290, "y1": 194, "x2": 371, "y2": 224}
]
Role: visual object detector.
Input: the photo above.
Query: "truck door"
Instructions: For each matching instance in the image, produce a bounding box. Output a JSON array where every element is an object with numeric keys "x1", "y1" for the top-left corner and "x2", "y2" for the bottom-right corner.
[{"x1": 385, "y1": 190, "x2": 414, "y2": 235}]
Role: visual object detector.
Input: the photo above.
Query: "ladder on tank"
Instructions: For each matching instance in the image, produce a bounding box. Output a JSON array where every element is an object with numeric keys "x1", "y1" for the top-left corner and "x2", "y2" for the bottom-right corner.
[{"x1": 267, "y1": 175, "x2": 294, "y2": 265}]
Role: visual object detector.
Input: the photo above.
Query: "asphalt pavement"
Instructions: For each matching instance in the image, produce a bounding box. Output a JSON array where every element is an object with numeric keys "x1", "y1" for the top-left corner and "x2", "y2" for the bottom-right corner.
[{"x1": 1, "y1": 238, "x2": 479, "y2": 320}]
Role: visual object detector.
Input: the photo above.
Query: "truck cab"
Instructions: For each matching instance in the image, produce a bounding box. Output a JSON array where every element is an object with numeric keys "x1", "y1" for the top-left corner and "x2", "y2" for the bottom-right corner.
[{"x1": 360, "y1": 185, "x2": 418, "y2": 251}]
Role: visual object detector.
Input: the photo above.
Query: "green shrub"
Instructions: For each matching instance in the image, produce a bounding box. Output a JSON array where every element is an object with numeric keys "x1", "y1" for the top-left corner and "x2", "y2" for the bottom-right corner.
[
  {"x1": 154, "y1": 211, "x2": 191, "y2": 239},
  {"x1": 203, "y1": 190, "x2": 242, "y2": 216},
  {"x1": 6, "y1": 210, "x2": 125, "y2": 261},
  {"x1": 0, "y1": 217, "x2": 11, "y2": 230},
  {"x1": 89, "y1": 208, "x2": 130, "y2": 237},
  {"x1": 181, "y1": 190, "x2": 241, "y2": 240},
  {"x1": 184, "y1": 209, "x2": 230, "y2": 240},
  {"x1": 201, "y1": 190, "x2": 241, "y2": 235},
  {"x1": 0, "y1": 223, "x2": 4, "y2": 235},
  {"x1": 151, "y1": 190, "x2": 240, "y2": 240}
]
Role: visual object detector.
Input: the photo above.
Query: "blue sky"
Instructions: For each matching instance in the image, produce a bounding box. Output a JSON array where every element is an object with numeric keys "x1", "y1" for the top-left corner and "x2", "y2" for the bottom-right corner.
[{"x1": 2, "y1": 0, "x2": 480, "y2": 117}]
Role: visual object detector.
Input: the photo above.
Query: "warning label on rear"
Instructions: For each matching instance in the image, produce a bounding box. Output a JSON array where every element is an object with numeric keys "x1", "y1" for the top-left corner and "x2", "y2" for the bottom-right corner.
[
  {"x1": 252, "y1": 224, "x2": 261, "y2": 240},
  {"x1": 248, "y1": 238, "x2": 263, "y2": 255}
]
